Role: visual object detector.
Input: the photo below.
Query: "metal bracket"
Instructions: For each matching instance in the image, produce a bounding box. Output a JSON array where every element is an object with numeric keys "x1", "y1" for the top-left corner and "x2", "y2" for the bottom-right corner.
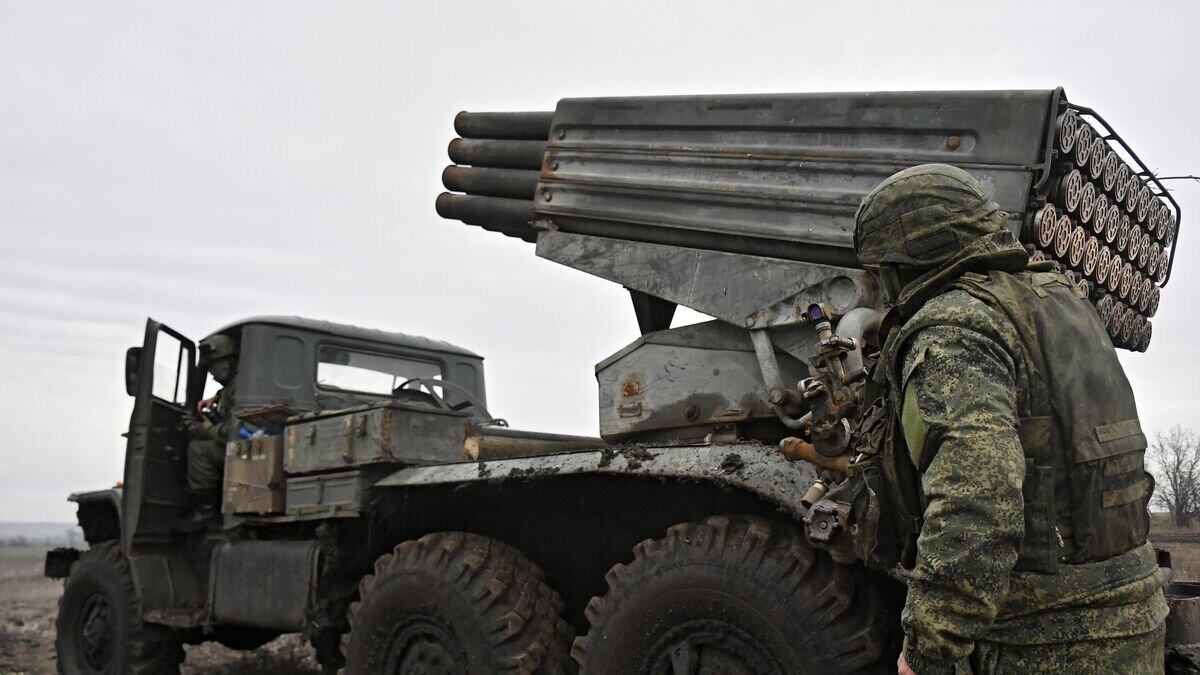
[
  {"x1": 748, "y1": 328, "x2": 808, "y2": 430},
  {"x1": 743, "y1": 276, "x2": 875, "y2": 331}
]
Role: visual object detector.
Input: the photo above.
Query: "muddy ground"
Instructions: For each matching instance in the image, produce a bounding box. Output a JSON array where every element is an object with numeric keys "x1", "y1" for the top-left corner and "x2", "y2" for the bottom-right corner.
[
  {"x1": 0, "y1": 548, "x2": 320, "y2": 675},
  {"x1": 5, "y1": 534, "x2": 1200, "y2": 673}
]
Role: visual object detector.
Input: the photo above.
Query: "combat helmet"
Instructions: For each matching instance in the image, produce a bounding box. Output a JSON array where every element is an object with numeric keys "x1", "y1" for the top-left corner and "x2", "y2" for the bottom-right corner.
[
  {"x1": 854, "y1": 164, "x2": 1012, "y2": 267},
  {"x1": 855, "y1": 164, "x2": 1026, "y2": 305},
  {"x1": 199, "y1": 334, "x2": 238, "y2": 385},
  {"x1": 198, "y1": 334, "x2": 237, "y2": 367}
]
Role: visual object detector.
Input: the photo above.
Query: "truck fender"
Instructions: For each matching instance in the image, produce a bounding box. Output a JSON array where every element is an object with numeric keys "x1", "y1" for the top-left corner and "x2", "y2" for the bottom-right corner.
[
  {"x1": 69, "y1": 488, "x2": 123, "y2": 544},
  {"x1": 376, "y1": 443, "x2": 816, "y2": 520}
]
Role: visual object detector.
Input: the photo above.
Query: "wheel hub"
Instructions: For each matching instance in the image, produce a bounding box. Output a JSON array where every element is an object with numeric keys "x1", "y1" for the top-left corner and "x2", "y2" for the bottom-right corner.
[
  {"x1": 652, "y1": 620, "x2": 783, "y2": 675},
  {"x1": 385, "y1": 618, "x2": 467, "y2": 675},
  {"x1": 79, "y1": 592, "x2": 116, "y2": 670}
]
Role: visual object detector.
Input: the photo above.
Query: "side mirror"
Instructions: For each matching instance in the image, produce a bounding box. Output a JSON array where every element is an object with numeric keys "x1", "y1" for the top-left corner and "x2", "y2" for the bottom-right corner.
[{"x1": 125, "y1": 347, "x2": 142, "y2": 397}]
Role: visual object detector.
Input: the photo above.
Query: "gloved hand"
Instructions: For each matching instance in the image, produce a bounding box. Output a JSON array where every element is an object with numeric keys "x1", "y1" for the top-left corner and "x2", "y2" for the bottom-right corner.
[{"x1": 182, "y1": 412, "x2": 215, "y2": 437}]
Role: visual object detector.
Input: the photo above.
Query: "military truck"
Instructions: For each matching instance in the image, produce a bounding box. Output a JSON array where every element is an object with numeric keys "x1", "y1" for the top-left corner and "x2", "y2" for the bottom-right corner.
[{"x1": 49, "y1": 89, "x2": 1197, "y2": 674}]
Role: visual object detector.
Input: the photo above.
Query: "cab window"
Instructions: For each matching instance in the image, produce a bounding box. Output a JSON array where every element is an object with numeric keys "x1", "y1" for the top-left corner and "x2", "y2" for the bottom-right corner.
[
  {"x1": 316, "y1": 346, "x2": 443, "y2": 397},
  {"x1": 151, "y1": 331, "x2": 190, "y2": 406}
]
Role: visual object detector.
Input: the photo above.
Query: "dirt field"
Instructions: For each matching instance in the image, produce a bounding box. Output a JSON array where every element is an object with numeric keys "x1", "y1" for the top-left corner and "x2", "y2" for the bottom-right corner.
[
  {"x1": 5, "y1": 534, "x2": 1200, "y2": 673},
  {"x1": 0, "y1": 548, "x2": 319, "y2": 675}
]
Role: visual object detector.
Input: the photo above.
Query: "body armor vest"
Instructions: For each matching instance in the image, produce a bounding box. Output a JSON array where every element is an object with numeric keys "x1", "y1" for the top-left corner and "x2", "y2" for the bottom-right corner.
[{"x1": 858, "y1": 268, "x2": 1151, "y2": 574}]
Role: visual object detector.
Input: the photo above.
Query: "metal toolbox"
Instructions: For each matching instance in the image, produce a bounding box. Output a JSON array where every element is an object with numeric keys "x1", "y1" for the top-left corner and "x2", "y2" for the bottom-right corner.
[
  {"x1": 284, "y1": 470, "x2": 367, "y2": 518},
  {"x1": 284, "y1": 401, "x2": 470, "y2": 474},
  {"x1": 222, "y1": 436, "x2": 286, "y2": 515}
]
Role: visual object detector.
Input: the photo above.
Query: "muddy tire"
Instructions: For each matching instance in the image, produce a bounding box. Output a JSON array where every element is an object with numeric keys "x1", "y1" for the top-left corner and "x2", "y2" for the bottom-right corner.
[
  {"x1": 342, "y1": 532, "x2": 571, "y2": 675},
  {"x1": 572, "y1": 515, "x2": 897, "y2": 674},
  {"x1": 55, "y1": 542, "x2": 183, "y2": 675},
  {"x1": 536, "y1": 616, "x2": 578, "y2": 675}
]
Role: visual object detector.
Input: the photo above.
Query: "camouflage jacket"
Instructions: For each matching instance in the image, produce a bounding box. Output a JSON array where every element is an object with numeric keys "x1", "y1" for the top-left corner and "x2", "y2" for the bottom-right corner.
[{"x1": 886, "y1": 286, "x2": 1167, "y2": 674}]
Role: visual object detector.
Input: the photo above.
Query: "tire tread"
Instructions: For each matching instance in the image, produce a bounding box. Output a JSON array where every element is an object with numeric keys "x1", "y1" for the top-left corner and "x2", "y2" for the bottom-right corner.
[
  {"x1": 55, "y1": 541, "x2": 183, "y2": 675},
  {"x1": 344, "y1": 532, "x2": 571, "y2": 675},
  {"x1": 571, "y1": 515, "x2": 895, "y2": 674}
]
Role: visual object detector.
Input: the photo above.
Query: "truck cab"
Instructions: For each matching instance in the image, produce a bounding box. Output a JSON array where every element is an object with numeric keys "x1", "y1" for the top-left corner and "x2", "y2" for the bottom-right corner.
[
  {"x1": 118, "y1": 316, "x2": 490, "y2": 542},
  {"x1": 210, "y1": 315, "x2": 489, "y2": 415},
  {"x1": 47, "y1": 315, "x2": 509, "y2": 673}
]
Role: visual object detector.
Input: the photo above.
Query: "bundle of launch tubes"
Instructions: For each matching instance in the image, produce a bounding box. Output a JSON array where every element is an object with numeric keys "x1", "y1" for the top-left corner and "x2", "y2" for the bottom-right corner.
[
  {"x1": 1032, "y1": 109, "x2": 1176, "y2": 352},
  {"x1": 437, "y1": 94, "x2": 1179, "y2": 353}
]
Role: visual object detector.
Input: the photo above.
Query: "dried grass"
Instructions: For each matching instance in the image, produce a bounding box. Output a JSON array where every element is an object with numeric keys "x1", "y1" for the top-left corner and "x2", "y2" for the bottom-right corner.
[
  {"x1": 0, "y1": 551, "x2": 320, "y2": 675},
  {"x1": 1152, "y1": 528, "x2": 1200, "y2": 581}
]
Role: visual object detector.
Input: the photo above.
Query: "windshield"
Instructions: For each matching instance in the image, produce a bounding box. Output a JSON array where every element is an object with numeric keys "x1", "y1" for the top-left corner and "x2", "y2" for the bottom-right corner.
[{"x1": 316, "y1": 345, "x2": 442, "y2": 397}]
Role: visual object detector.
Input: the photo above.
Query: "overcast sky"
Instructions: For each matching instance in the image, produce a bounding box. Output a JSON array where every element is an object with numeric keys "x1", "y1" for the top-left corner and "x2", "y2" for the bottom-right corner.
[{"x1": 2, "y1": 1, "x2": 1198, "y2": 522}]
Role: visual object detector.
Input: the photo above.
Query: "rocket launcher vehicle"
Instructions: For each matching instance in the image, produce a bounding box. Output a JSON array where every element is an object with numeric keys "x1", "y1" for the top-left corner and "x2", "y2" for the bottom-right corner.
[{"x1": 437, "y1": 89, "x2": 1179, "y2": 446}]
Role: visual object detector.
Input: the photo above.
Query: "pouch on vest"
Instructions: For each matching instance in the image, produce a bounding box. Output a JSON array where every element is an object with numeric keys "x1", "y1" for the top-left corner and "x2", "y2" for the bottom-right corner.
[
  {"x1": 847, "y1": 396, "x2": 920, "y2": 571},
  {"x1": 1012, "y1": 416, "x2": 1059, "y2": 573},
  {"x1": 1016, "y1": 460, "x2": 1058, "y2": 573},
  {"x1": 1068, "y1": 420, "x2": 1153, "y2": 562}
]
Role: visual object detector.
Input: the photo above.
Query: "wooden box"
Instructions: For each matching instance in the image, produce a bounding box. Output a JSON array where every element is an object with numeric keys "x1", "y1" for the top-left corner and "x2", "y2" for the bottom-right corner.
[{"x1": 222, "y1": 436, "x2": 285, "y2": 515}]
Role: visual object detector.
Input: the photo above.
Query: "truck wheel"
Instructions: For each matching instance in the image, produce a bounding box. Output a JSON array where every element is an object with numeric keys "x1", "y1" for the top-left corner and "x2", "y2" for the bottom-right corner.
[
  {"x1": 536, "y1": 616, "x2": 578, "y2": 675},
  {"x1": 572, "y1": 515, "x2": 897, "y2": 674},
  {"x1": 55, "y1": 542, "x2": 183, "y2": 675},
  {"x1": 343, "y1": 532, "x2": 570, "y2": 675}
]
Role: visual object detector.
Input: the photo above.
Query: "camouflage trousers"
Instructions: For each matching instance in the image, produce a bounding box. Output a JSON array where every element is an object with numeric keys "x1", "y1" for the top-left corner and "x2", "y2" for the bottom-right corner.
[
  {"x1": 187, "y1": 438, "x2": 225, "y2": 493},
  {"x1": 965, "y1": 622, "x2": 1165, "y2": 674}
]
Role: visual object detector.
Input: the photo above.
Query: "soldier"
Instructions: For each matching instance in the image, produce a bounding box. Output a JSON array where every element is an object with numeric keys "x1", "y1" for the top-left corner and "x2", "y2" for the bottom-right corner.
[
  {"x1": 182, "y1": 334, "x2": 239, "y2": 528},
  {"x1": 782, "y1": 164, "x2": 1167, "y2": 674}
]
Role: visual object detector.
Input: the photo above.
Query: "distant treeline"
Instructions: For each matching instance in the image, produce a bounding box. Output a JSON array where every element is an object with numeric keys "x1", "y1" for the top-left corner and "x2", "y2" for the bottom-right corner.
[{"x1": 0, "y1": 532, "x2": 81, "y2": 548}]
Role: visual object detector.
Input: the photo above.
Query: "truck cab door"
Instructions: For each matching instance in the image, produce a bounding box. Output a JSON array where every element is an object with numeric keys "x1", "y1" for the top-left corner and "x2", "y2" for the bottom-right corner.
[{"x1": 122, "y1": 319, "x2": 199, "y2": 549}]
